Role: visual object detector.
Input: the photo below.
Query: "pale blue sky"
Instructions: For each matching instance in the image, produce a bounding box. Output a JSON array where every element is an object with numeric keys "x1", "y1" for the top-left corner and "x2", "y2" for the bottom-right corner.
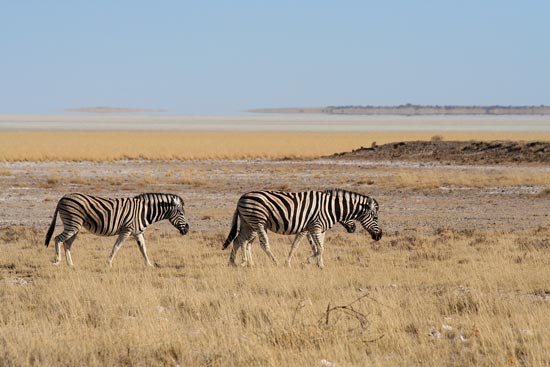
[{"x1": 1, "y1": 1, "x2": 549, "y2": 114}]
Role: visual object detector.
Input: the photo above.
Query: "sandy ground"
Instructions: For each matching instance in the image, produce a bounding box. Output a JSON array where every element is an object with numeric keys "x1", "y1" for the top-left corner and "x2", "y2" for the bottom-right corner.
[{"x1": 1, "y1": 159, "x2": 548, "y2": 240}]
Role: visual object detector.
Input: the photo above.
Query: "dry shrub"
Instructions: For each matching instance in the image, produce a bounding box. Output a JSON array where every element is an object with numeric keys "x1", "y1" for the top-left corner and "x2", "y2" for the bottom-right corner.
[
  {"x1": 276, "y1": 183, "x2": 292, "y2": 191},
  {"x1": 103, "y1": 176, "x2": 124, "y2": 186},
  {"x1": 389, "y1": 234, "x2": 422, "y2": 250},
  {"x1": 356, "y1": 177, "x2": 375, "y2": 185},
  {"x1": 408, "y1": 247, "x2": 452, "y2": 263},
  {"x1": 69, "y1": 174, "x2": 87, "y2": 185},
  {"x1": 0, "y1": 168, "x2": 12, "y2": 176},
  {"x1": 0, "y1": 226, "x2": 41, "y2": 244},
  {"x1": 39, "y1": 174, "x2": 62, "y2": 188},
  {"x1": 516, "y1": 237, "x2": 550, "y2": 251},
  {"x1": 441, "y1": 288, "x2": 481, "y2": 316},
  {"x1": 176, "y1": 177, "x2": 207, "y2": 187}
]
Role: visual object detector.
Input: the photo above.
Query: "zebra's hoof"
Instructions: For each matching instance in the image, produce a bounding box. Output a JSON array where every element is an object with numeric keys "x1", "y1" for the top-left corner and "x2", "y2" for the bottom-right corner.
[{"x1": 52, "y1": 261, "x2": 60, "y2": 266}]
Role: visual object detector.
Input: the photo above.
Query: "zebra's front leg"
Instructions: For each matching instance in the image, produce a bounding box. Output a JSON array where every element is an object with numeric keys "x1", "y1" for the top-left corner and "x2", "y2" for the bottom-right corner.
[
  {"x1": 302, "y1": 234, "x2": 319, "y2": 266},
  {"x1": 258, "y1": 227, "x2": 278, "y2": 266},
  {"x1": 108, "y1": 232, "x2": 130, "y2": 267},
  {"x1": 135, "y1": 233, "x2": 153, "y2": 267},
  {"x1": 286, "y1": 232, "x2": 307, "y2": 267}
]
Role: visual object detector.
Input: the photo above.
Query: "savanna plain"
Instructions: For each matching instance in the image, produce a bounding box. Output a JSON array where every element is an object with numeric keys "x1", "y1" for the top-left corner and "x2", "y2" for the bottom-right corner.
[{"x1": 1, "y1": 131, "x2": 550, "y2": 367}]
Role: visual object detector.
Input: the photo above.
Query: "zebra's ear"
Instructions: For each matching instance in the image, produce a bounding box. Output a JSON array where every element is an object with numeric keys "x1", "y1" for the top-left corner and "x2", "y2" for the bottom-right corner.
[
  {"x1": 362, "y1": 198, "x2": 374, "y2": 211},
  {"x1": 367, "y1": 197, "x2": 378, "y2": 211},
  {"x1": 172, "y1": 196, "x2": 183, "y2": 207}
]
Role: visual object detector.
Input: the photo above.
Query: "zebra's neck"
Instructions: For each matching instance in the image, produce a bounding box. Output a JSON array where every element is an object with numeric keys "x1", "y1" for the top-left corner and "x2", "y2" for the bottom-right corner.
[
  {"x1": 324, "y1": 189, "x2": 363, "y2": 222},
  {"x1": 136, "y1": 193, "x2": 177, "y2": 227}
]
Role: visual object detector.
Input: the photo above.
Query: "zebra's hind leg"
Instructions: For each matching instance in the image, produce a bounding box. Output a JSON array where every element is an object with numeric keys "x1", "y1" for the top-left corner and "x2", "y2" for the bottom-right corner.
[
  {"x1": 134, "y1": 233, "x2": 153, "y2": 267},
  {"x1": 229, "y1": 229, "x2": 255, "y2": 267},
  {"x1": 242, "y1": 233, "x2": 257, "y2": 267},
  {"x1": 286, "y1": 231, "x2": 307, "y2": 268},
  {"x1": 63, "y1": 233, "x2": 78, "y2": 266},
  {"x1": 108, "y1": 232, "x2": 130, "y2": 267},
  {"x1": 53, "y1": 230, "x2": 78, "y2": 266},
  {"x1": 258, "y1": 226, "x2": 278, "y2": 266},
  {"x1": 308, "y1": 231, "x2": 326, "y2": 269}
]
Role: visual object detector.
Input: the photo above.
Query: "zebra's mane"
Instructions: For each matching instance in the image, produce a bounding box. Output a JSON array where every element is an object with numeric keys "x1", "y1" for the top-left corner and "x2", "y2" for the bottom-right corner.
[
  {"x1": 323, "y1": 188, "x2": 365, "y2": 198},
  {"x1": 134, "y1": 193, "x2": 183, "y2": 206}
]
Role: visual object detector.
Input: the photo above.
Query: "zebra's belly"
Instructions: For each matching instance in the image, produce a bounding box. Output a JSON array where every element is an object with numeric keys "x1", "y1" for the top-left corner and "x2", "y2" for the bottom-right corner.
[
  {"x1": 265, "y1": 220, "x2": 306, "y2": 235},
  {"x1": 82, "y1": 222, "x2": 122, "y2": 237}
]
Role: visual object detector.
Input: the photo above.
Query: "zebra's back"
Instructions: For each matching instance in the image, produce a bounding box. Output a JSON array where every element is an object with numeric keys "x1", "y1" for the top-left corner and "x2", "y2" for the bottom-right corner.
[
  {"x1": 238, "y1": 190, "x2": 323, "y2": 234},
  {"x1": 58, "y1": 193, "x2": 134, "y2": 236}
]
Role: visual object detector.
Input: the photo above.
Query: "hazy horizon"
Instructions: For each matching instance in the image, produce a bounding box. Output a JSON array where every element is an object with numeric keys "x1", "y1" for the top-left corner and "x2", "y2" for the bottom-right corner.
[
  {"x1": 2, "y1": 2, "x2": 549, "y2": 115},
  {"x1": 1, "y1": 114, "x2": 549, "y2": 132}
]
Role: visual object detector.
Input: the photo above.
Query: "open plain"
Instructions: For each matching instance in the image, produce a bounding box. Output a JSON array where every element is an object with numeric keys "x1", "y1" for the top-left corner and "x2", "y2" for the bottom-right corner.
[{"x1": 0, "y1": 120, "x2": 549, "y2": 366}]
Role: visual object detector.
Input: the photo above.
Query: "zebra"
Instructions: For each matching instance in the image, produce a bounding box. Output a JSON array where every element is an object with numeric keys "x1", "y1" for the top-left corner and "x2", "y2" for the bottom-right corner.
[
  {"x1": 222, "y1": 189, "x2": 382, "y2": 268},
  {"x1": 45, "y1": 193, "x2": 189, "y2": 267}
]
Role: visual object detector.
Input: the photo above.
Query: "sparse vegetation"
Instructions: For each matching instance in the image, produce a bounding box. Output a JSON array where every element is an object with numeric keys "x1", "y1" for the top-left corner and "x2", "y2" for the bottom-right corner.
[{"x1": 0, "y1": 133, "x2": 549, "y2": 366}]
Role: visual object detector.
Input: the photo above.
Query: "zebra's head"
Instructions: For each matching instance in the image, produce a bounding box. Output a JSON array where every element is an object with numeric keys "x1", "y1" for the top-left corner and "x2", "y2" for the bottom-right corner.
[
  {"x1": 357, "y1": 196, "x2": 382, "y2": 241},
  {"x1": 166, "y1": 196, "x2": 189, "y2": 235}
]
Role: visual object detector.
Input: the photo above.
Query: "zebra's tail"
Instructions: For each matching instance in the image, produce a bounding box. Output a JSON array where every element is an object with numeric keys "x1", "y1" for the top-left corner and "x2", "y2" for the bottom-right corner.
[
  {"x1": 44, "y1": 205, "x2": 59, "y2": 247},
  {"x1": 222, "y1": 209, "x2": 239, "y2": 250}
]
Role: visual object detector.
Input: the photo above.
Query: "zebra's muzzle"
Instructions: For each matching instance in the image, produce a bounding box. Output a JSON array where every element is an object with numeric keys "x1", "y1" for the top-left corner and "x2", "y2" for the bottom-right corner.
[
  {"x1": 179, "y1": 223, "x2": 189, "y2": 235},
  {"x1": 371, "y1": 230, "x2": 382, "y2": 241}
]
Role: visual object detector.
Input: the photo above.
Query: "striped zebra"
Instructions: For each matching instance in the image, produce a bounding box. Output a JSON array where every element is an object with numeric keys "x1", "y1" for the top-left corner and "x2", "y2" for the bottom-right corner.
[
  {"x1": 222, "y1": 189, "x2": 382, "y2": 268},
  {"x1": 45, "y1": 193, "x2": 189, "y2": 267}
]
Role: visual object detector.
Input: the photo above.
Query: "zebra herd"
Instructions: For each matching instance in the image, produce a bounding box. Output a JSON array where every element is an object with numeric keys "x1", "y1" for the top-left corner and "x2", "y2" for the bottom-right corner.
[{"x1": 45, "y1": 189, "x2": 382, "y2": 268}]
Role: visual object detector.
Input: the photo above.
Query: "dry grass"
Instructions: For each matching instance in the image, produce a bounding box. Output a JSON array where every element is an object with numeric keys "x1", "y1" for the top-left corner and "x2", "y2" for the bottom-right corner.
[
  {"x1": 1, "y1": 226, "x2": 550, "y2": 366},
  {"x1": 1, "y1": 131, "x2": 549, "y2": 161},
  {"x1": 376, "y1": 167, "x2": 550, "y2": 190}
]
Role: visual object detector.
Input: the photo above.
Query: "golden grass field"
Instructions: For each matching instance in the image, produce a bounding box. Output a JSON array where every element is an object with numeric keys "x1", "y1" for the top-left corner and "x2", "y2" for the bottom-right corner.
[
  {"x1": 1, "y1": 131, "x2": 550, "y2": 366},
  {"x1": 1, "y1": 131, "x2": 550, "y2": 161},
  {"x1": 2, "y1": 226, "x2": 550, "y2": 366}
]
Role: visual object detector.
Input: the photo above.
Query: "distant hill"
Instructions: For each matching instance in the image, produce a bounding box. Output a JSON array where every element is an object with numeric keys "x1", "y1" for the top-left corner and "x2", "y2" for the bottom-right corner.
[
  {"x1": 249, "y1": 104, "x2": 550, "y2": 115},
  {"x1": 66, "y1": 106, "x2": 165, "y2": 113},
  {"x1": 330, "y1": 140, "x2": 550, "y2": 164}
]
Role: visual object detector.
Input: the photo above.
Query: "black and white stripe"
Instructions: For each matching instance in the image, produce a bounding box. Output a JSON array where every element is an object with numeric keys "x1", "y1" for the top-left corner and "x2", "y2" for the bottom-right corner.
[
  {"x1": 45, "y1": 193, "x2": 189, "y2": 266},
  {"x1": 222, "y1": 189, "x2": 382, "y2": 268}
]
